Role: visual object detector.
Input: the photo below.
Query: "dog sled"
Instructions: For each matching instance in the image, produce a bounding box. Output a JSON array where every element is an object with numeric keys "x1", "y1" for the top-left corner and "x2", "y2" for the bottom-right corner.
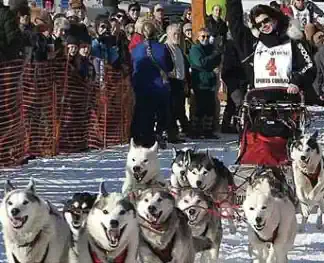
[{"x1": 228, "y1": 87, "x2": 310, "y2": 206}]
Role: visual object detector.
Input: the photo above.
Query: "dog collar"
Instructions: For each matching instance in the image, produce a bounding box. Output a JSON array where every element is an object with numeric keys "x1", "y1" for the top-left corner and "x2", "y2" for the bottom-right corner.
[
  {"x1": 254, "y1": 224, "x2": 279, "y2": 244},
  {"x1": 13, "y1": 244, "x2": 49, "y2": 263},
  {"x1": 88, "y1": 241, "x2": 128, "y2": 263}
]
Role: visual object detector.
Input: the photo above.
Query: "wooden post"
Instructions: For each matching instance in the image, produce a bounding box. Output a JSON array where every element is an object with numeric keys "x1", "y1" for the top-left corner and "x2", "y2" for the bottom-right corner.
[{"x1": 192, "y1": 0, "x2": 206, "y2": 41}]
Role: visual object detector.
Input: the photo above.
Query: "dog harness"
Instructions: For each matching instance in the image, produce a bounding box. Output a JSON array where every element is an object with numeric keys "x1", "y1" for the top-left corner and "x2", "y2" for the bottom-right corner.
[
  {"x1": 88, "y1": 242, "x2": 128, "y2": 263},
  {"x1": 254, "y1": 225, "x2": 280, "y2": 244},
  {"x1": 302, "y1": 162, "x2": 321, "y2": 188}
]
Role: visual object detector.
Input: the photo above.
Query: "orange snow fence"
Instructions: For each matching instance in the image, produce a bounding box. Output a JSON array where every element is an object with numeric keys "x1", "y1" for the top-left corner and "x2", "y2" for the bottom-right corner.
[
  {"x1": 88, "y1": 65, "x2": 134, "y2": 149},
  {"x1": 0, "y1": 58, "x2": 134, "y2": 166},
  {"x1": 22, "y1": 62, "x2": 55, "y2": 157},
  {"x1": 0, "y1": 60, "x2": 25, "y2": 167}
]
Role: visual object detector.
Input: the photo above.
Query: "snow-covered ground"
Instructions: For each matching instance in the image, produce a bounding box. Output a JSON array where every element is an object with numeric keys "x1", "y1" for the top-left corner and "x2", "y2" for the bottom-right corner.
[{"x1": 0, "y1": 107, "x2": 324, "y2": 262}]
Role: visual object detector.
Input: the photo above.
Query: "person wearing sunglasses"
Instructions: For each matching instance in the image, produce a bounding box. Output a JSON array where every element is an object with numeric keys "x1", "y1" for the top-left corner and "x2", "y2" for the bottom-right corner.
[
  {"x1": 290, "y1": 0, "x2": 324, "y2": 31},
  {"x1": 226, "y1": 0, "x2": 316, "y2": 104},
  {"x1": 128, "y1": 1, "x2": 140, "y2": 24}
]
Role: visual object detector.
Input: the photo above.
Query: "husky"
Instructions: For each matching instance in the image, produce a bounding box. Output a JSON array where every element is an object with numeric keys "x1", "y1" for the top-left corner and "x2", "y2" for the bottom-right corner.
[
  {"x1": 290, "y1": 130, "x2": 324, "y2": 232},
  {"x1": 186, "y1": 150, "x2": 236, "y2": 234},
  {"x1": 243, "y1": 170, "x2": 297, "y2": 263},
  {"x1": 63, "y1": 192, "x2": 97, "y2": 262},
  {"x1": 0, "y1": 178, "x2": 70, "y2": 263},
  {"x1": 137, "y1": 188, "x2": 195, "y2": 263},
  {"x1": 170, "y1": 147, "x2": 195, "y2": 196},
  {"x1": 178, "y1": 189, "x2": 222, "y2": 263},
  {"x1": 122, "y1": 138, "x2": 166, "y2": 200},
  {"x1": 78, "y1": 182, "x2": 140, "y2": 263}
]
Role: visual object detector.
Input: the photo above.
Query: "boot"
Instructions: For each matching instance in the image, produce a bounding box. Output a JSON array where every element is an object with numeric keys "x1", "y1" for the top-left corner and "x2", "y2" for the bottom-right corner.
[
  {"x1": 189, "y1": 116, "x2": 202, "y2": 139},
  {"x1": 203, "y1": 116, "x2": 220, "y2": 139}
]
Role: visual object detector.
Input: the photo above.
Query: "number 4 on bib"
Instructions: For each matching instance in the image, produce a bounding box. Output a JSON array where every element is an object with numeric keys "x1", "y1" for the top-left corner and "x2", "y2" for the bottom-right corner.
[{"x1": 266, "y1": 57, "x2": 277, "y2": 76}]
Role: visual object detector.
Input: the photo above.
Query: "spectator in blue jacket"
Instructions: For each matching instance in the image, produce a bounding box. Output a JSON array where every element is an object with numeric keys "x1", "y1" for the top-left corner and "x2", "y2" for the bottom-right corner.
[{"x1": 131, "y1": 20, "x2": 173, "y2": 148}]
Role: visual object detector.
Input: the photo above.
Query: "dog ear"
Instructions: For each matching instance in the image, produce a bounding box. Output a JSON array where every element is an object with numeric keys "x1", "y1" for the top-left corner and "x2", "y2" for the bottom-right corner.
[
  {"x1": 311, "y1": 130, "x2": 319, "y2": 139},
  {"x1": 4, "y1": 180, "x2": 15, "y2": 194},
  {"x1": 130, "y1": 138, "x2": 136, "y2": 149},
  {"x1": 185, "y1": 149, "x2": 192, "y2": 166},
  {"x1": 150, "y1": 140, "x2": 159, "y2": 152},
  {"x1": 26, "y1": 177, "x2": 36, "y2": 193},
  {"x1": 171, "y1": 147, "x2": 177, "y2": 159},
  {"x1": 99, "y1": 182, "x2": 108, "y2": 197}
]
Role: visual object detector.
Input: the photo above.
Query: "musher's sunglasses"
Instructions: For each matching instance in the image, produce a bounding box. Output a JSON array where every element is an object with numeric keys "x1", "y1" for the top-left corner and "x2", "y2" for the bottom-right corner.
[{"x1": 255, "y1": 17, "x2": 272, "y2": 29}]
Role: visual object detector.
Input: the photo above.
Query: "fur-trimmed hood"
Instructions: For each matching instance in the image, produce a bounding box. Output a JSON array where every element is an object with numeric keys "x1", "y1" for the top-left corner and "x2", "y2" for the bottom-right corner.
[{"x1": 248, "y1": 18, "x2": 304, "y2": 41}]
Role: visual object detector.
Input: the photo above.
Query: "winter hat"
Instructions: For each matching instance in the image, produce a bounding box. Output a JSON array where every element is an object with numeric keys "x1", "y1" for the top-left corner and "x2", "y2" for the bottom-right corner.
[
  {"x1": 8, "y1": 0, "x2": 28, "y2": 11},
  {"x1": 128, "y1": 1, "x2": 140, "y2": 12},
  {"x1": 66, "y1": 23, "x2": 80, "y2": 45},
  {"x1": 69, "y1": 0, "x2": 82, "y2": 9},
  {"x1": 182, "y1": 22, "x2": 192, "y2": 33}
]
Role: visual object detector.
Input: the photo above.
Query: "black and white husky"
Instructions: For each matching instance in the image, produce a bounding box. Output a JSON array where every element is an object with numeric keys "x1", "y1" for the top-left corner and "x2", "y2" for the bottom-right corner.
[
  {"x1": 63, "y1": 192, "x2": 97, "y2": 262},
  {"x1": 0, "y1": 178, "x2": 70, "y2": 263},
  {"x1": 290, "y1": 130, "x2": 324, "y2": 232},
  {"x1": 178, "y1": 189, "x2": 223, "y2": 262},
  {"x1": 170, "y1": 147, "x2": 195, "y2": 196},
  {"x1": 137, "y1": 188, "x2": 195, "y2": 263},
  {"x1": 186, "y1": 150, "x2": 236, "y2": 234},
  {"x1": 78, "y1": 182, "x2": 140, "y2": 263}
]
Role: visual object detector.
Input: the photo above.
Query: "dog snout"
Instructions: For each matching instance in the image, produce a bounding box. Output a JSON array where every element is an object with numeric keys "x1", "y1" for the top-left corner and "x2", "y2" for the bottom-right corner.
[
  {"x1": 301, "y1": 155, "x2": 307, "y2": 161},
  {"x1": 188, "y1": 208, "x2": 196, "y2": 215},
  {"x1": 11, "y1": 208, "x2": 20, "y2": 217},
  {"x1": 133, "y1": 166, "x2": 141, "y2": 173},
  {"x1": 255, "y1": 217, "x2": 262, "y2": 224},
  {"x1": 148, "y1": 205, "x2": 157, "y2": 214},
  {"x1": 196, "y1": 180, "x2": 202, "y2": 187},
  {"x1": 110, "y1": 219, "x2": 119, "y2": 228},
  {"x1": 180, "y1": 170, "x2": 186, "y2": 176}
]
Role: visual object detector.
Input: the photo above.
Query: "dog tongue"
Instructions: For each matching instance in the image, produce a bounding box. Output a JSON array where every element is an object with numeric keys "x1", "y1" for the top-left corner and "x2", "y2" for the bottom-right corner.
[
  {"x1": 109, "y1": 229, "x2": 120, "y2": 243},
  {"x1": 11, "y1": 217, "x2": 23, "y2": 227}
]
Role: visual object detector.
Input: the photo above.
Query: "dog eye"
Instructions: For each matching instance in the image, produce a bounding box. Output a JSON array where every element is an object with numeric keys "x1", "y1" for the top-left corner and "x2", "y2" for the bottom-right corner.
[
  {"x1": 143, "y1": 159, "x2": 148, "y2": 163},
  {"x1": 249, "y1": 207, "x2": 254, "y2": 210},
  {"x1": 184, "y1": 199, "x2": 188, "y2": 203},
  {"x1": 144, "y1": 198, "x2": 149, "y2": 202},
  {"x1": 103, "y1": 210, "x2": 109, "y2": 214},
  {"x1": 203, "y1": 171, "x2": 208, "y2": 175},
  {"x1": 196, "y1": 200, "x2": 201, "y2": 204},
  {"x1": 157, "y1": 198, "x2": 162, "y2": 202},
  {"x1": 119, "y1": 210, "x2": 126, "y2": 215},
  {"x1": 132, "y1": 158, "x2": 136, "y2": 162},
  {"x1": 23, "y1": 200, "x2": 29, "y2": 205},
  {"x1": 8, "y1": 201, "x2": 13, "y2": 206},
  {"x1": 261, "y1": 206, "x2": 267, "y2": 210}
]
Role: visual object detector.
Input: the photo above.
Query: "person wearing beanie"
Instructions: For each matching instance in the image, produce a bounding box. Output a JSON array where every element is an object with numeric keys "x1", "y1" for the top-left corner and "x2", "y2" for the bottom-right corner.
[
  {"x1": 0, "y1": 0, "x2": 23, "y2": 61},
  {"x1": 226, "y1": 0, "x2": 317, "y2": 104},
  {"x1": 131, "y1": 21, "x2": 174, "y2": 149},
  {"x1": 127, "y1": 1, "x2": 140, "y2": 24},
  {"x1": 65, "y1": 23, "x2": 80, "y2": 58},
  {"x1": 76, "y1": 23, "x2": 95, "y2": 81}
]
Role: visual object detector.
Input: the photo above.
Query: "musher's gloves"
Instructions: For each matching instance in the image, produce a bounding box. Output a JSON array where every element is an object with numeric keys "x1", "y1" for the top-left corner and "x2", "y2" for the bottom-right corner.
[{"x1": 287, "y1": 83, "x2": 299, "y2": 94}]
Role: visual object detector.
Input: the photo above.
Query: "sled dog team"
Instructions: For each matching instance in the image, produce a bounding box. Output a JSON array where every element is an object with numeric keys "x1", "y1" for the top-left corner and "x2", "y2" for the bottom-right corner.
[{"x1": 1, "y1": 131, "x2": 324, "y2": 263}]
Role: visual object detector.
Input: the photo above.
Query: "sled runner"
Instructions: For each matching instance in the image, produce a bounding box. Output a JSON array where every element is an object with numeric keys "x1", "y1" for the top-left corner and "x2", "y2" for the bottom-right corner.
[{"x1": 229, "y1": 87, "x2": 309, "y2": 206}]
